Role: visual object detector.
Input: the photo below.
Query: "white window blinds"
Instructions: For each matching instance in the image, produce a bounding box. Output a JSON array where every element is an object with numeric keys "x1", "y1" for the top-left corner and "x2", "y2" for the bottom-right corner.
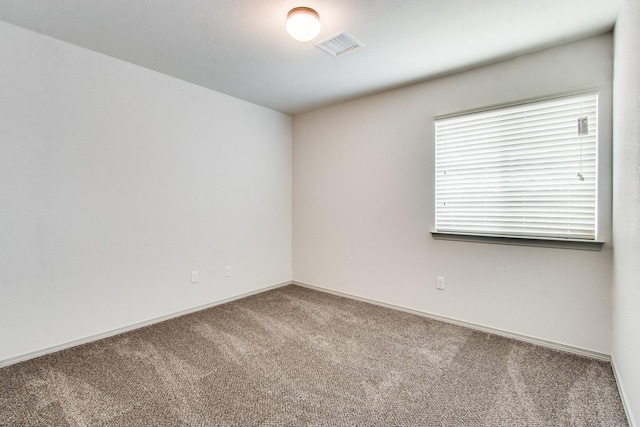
[{"x1": 435, "y1": 93, "x2": 598, "y2": 240}]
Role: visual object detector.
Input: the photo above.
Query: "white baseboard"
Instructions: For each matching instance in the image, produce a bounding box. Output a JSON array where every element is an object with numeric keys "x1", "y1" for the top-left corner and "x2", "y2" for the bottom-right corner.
[
  {"x1": 292, "y1": 281, "x2": 611, "y2": 362},
  {"x1": 0, "y1": 281, "x2": 290, "y2": 369},
  {"x1": 2, "y1": 280, "x2": 612, "y2": 368},
  {"x1": 611, "y1": 358, "x2": 636, "y2": 427}
]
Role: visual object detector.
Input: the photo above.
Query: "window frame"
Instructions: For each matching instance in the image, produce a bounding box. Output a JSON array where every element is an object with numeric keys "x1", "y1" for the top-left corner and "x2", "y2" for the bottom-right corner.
[{"x1": 431, "y1": 92, "x2": 604, "y2": 250}]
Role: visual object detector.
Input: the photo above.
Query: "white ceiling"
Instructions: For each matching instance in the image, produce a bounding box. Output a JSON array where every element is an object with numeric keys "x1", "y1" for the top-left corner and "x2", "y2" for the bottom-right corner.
[{"x1": 0, "y1": 0, "x2": 621, "y2": 115}]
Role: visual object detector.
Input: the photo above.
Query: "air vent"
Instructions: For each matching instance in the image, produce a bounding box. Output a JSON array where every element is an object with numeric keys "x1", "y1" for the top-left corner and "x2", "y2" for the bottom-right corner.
[{"x1": 315, "y1": 32, "x2": 365, "y2": 57}]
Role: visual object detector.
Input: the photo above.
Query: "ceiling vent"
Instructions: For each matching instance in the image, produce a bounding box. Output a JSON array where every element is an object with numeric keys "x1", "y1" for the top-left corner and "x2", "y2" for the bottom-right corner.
[{"x1": 315, "y1": 32, "x2": 365, "y2": 57}]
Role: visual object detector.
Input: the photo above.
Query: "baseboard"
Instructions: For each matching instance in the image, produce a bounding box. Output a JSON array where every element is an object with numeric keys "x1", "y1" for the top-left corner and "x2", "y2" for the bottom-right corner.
[
  {"x1": 0, "y1": 281, "x2": 291, "y2": 369},
  {"x1": 292, "y1": 281, "x2": 611, "y2": 362},
  {"x1": 611, "y1": 357, "x2": 636, "y2": 427},
  {"x1": 2, "y1": 280, "x2": 611, "y2": 368}
]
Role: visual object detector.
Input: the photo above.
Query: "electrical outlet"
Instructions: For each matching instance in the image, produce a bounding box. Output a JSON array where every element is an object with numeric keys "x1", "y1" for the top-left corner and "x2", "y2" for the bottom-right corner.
[
  {"x1": 225, "y1": 266, "x2": 232, "y2": 278},
  {"x1": 191, "y1": 271, "x2": 199, "y2": 283},
  {"x1": 436, "y1": 276, "x2": 445, "y2": 290}
]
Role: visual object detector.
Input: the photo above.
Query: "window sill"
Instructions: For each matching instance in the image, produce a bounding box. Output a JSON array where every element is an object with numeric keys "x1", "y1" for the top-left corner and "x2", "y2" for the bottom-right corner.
[{"x1": 430, "y1": 231, "x2": 605, "y2": 251}]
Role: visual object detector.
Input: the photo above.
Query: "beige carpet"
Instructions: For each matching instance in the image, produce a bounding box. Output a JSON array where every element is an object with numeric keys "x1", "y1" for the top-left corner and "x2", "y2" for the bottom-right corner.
[{"x1": 0, "y1": 285, "x2": 628, "y2": 426}]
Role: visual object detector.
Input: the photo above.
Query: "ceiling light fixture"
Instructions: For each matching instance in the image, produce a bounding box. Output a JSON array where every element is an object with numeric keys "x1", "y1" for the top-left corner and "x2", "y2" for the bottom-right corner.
[{"x1": 286, "y1": 7, "x2": 321, "y2": 42}]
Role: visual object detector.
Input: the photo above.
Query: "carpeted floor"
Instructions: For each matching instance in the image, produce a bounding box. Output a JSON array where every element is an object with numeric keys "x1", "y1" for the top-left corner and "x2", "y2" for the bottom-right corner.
[{"x1": 0, "y1": 285, "x2": 628, "y2": 426}]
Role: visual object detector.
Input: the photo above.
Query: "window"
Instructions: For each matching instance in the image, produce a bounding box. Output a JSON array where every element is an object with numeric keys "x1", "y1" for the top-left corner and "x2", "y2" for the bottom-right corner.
[{"x1": 434, "y1": 93, "x2": 598, "y2": 241}]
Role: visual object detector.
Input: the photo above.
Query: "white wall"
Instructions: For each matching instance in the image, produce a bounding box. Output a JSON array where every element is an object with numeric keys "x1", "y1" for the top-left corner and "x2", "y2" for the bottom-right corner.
[
  {"x1": 612, "y1": 0, "x2": 640, "y2": 423},
  {"x1": 0, "y1": 21, "x2": 292, "y2": 364},
  {"x1": 293, "y1": 34, "x2": 614, "y2": 355}
]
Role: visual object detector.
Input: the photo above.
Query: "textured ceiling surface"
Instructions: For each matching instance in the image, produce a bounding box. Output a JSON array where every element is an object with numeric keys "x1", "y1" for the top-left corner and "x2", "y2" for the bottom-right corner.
[{"x1": 0, "y1": 0, "x2": 621, "y2": 114}]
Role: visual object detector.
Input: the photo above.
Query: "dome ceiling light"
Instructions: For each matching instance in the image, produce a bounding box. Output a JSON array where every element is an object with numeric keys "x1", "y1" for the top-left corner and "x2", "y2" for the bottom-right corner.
[{"x1": 286, "y1": 7, "x2": 321, "y2": 42}]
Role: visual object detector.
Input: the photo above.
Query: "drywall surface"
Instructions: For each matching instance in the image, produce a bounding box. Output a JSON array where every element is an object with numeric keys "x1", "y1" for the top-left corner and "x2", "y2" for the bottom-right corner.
[
  {"x1": 612, "y1": 0, "x2": 640, "y2": 423},
  {"x1": 0, "y1": 21, "x2": 292, "y2": 363},
  {"x1": 293, "y1": 34, "x2": 614, "y2": 354}
]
